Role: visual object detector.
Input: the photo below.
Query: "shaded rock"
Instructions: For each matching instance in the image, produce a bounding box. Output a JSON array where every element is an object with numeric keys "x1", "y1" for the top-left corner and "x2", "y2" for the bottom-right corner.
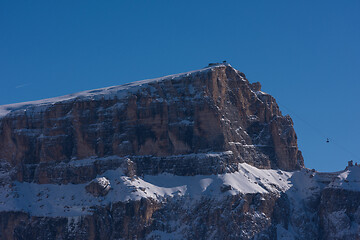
[
  {"x1": 85, "y1": 177, "x2": 111, "y2": 197},
  {"x1": 220, "y1": 184, "x2": 233, "y2": 192},
  {"x1": 250, "y1": 82, "x2": 262, "y2": 91}
]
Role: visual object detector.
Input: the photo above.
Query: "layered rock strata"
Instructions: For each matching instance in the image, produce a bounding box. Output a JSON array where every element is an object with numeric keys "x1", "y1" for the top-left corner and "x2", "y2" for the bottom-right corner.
[{"x1": 0, "y1": 63, "x2": 303, "y2": 185}]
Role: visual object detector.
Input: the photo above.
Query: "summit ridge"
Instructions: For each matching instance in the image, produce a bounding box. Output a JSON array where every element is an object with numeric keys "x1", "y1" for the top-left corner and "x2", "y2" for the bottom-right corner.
[{"x1": 0, "y1": 63, "x2": 230, "y2": 118}]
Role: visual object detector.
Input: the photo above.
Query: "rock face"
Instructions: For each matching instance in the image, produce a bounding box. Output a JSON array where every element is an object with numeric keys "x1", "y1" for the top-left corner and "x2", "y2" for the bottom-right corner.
[
  {"x1": 319, "y1": 188, "x2": 360, "y2": 240},
  {"x1": 0, "y1": 63, "x2": 358, "y2": 240},
  {"x1": 0, "y1": 63, "x2": 303, "y2": 183}
]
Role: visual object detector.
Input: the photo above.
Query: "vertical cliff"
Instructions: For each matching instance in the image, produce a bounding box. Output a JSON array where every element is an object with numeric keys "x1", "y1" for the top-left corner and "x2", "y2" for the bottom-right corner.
[{"x1": 0, "y1": 63, "x2": 303, "y2": 185}]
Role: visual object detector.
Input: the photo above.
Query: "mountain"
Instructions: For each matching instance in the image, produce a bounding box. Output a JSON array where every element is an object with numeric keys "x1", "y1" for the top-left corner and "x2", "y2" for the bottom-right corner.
[{"x1": 0, "y1": 63, "x2": 359, "y2": 240}]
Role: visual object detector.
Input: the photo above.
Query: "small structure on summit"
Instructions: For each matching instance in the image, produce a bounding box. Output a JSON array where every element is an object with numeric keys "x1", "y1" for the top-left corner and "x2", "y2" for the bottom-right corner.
[
  {"x1": 346, "y1": 160, "x2": 360, "y2": 169},
  {"x1": 208, "y1": 61, "x2": 227, "y2": 67}
]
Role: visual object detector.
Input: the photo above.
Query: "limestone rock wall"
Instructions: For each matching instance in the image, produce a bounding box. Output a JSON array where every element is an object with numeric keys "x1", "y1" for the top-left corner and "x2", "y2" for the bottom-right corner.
[{"x1": 0, "y1": 65, "x2": 303, "y2": 184}]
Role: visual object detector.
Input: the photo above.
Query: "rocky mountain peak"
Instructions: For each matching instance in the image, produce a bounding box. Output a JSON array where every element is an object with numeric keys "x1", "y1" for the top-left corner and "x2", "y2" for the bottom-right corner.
[
  {"x1": 0, "y1": 64, "x2": 359, "y2": 240},
  {"x1": 0, "y1": 63, "x2": 303, "y2": 184}
]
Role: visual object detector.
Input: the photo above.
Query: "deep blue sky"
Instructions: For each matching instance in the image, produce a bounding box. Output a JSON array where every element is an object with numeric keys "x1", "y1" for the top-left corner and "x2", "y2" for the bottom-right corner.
[{"x1": 1, "y1": 1, "x2": 359, "y2": 171}]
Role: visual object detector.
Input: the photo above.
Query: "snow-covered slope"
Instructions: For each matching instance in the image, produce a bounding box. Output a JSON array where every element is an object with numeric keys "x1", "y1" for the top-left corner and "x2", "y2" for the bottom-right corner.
[
  {"x1": 328, "y1": 166, "x2": 360, "y2": 191},
  {"x1": 0, "y1": 162, "x2": 292, "y2": 217},
  {"x1": 2, "y1": 160, "x2": 358, "y2": 219}
]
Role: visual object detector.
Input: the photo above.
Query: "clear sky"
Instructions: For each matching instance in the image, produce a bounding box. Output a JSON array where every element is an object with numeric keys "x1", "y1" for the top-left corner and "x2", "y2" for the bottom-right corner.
[{"x1": 1, "y1": 1, "x2": 359, "y2": 172}]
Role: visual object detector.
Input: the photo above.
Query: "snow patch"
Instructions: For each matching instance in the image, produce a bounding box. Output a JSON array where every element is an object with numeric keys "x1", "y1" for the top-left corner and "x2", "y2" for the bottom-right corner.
[{"x1": 328, "y1": 166, "x2": 360, "y2": 191}]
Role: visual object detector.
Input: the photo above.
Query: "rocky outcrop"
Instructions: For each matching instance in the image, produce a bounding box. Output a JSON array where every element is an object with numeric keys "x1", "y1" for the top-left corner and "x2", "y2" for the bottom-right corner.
[{"x1": 85, "y1": 177, "x2": 111, "y2": 197}]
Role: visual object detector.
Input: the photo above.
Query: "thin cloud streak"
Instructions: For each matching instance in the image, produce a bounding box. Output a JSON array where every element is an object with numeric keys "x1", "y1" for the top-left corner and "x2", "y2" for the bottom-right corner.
[{"x1": 15, "y1": 83, "x2": 30, "y2": 89}]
